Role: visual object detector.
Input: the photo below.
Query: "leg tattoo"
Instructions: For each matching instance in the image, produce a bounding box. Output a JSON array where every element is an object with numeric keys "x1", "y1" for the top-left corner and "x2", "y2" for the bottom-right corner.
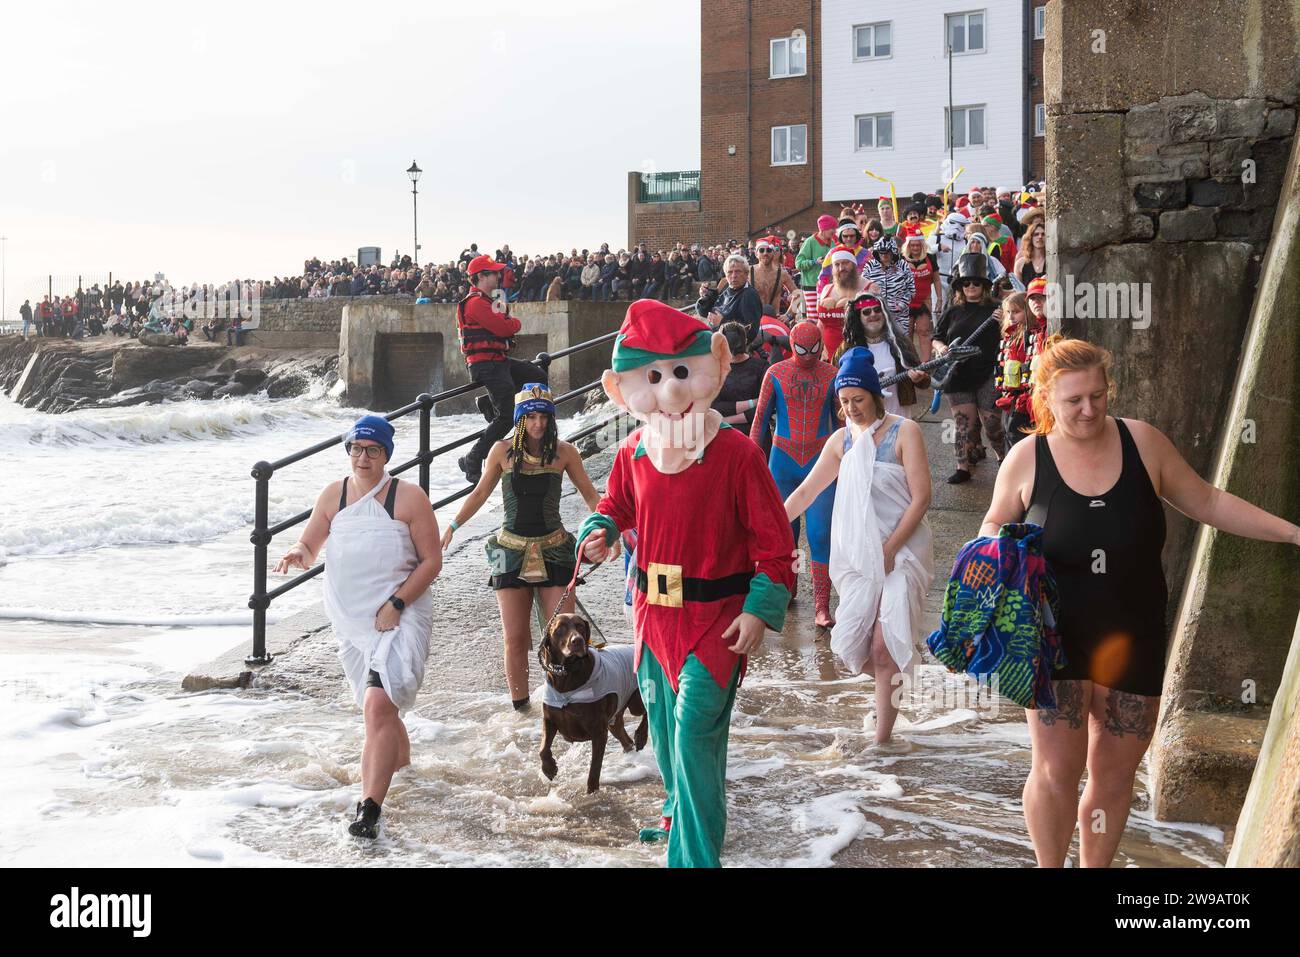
[
  {"x1": 1036, "y1": 680, "x2": 1085, "y2": 730},
  {"x1": 953, "y1": 410, "x2": 972, "y2": 469},
  {"x1": 1102, "y1": 688, "x2": 1158, "y2": 738}
]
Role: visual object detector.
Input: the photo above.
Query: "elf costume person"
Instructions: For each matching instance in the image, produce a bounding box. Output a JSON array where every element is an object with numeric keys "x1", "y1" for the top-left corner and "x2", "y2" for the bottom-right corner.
[{"x1": 576, "y1": 299, "x2": 795, "y2": 868}]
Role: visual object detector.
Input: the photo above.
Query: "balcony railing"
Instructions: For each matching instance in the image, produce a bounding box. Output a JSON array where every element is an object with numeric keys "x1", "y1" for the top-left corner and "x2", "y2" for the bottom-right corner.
[{"x1": 636, "y1": 170, "x2": 701, "y2": 204}]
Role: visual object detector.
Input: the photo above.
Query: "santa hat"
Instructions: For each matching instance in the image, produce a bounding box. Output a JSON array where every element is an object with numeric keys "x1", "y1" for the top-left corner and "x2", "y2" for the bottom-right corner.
[
  {"x1": 816, "y1": 214, "x2": 837, "y2": 231},
  {"x1": 830, "y1": 244, "x2": 859, "y2": 265},
  {"x1": 610, "y1": 300, "x2": 713, "y2": 372}
]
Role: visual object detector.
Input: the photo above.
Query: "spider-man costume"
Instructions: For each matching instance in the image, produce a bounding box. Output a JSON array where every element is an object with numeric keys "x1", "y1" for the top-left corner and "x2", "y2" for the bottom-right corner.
[{"x1": 750, "y1": 321, "x2": 839, "y2": 624}]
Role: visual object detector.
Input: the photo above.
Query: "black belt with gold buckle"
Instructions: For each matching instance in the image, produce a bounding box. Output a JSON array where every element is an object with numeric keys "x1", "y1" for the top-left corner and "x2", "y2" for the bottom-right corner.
[{"x1": 636, "y1": 563, "x2": 752, "y2": 608}]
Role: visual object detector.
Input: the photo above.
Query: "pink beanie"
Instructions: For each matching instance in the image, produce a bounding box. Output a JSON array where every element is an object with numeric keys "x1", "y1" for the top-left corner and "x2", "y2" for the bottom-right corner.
[{"x1": 817, "y1": 214, "x2": 837, "y2": 231}]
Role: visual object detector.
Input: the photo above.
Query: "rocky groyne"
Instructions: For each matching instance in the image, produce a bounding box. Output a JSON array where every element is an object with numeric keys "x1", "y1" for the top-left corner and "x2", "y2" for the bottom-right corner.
[{"x1": 0, "y1": 337, "x2": 339, "y2": 413}]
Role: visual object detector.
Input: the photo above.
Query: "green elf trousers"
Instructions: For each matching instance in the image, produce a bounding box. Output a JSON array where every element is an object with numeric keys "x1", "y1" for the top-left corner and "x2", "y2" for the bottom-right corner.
[{"x1": 637, "y1": 646, "x2": 739, "y2": 868}]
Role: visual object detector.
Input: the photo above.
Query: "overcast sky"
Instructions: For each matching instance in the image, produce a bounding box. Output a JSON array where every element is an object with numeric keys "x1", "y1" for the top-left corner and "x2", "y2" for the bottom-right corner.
[{"x1": 0, "y1": 0, "x2": 700, "y2": 310}]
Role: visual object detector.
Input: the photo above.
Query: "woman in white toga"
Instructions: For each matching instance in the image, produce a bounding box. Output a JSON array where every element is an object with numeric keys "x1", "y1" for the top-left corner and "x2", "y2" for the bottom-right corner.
[
  {"x1": 275, "y1": 414, "x2": 441, "y2": 840},
  {"x1": 784, "y1": 347, "x2": 933, "y2": 752}
]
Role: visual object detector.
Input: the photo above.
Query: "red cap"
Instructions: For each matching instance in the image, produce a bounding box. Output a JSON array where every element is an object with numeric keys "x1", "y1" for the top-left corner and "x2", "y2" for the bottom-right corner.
[
  {"x1": 1027, "y1": 277, "x2": 1048, "y2": 297},
  {"x1": 467, "y1": 254, "x2": 506, "y2": 276}
]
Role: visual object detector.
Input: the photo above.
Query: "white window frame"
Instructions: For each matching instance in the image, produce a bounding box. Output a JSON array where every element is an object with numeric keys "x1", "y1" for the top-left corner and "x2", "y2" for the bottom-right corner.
[
  {"x1": 1034, "y1": 6, "x2": 1046, "y2": 39},
  {"x1": 769, "y1": 36, "x2": 807, "y2": 79},
  {"x1": 945, "y1": 10, "x2": 987, "y2": 56},
  {"x1": 771, "y1": 124, "x2": 808, "y2": 166},
  {"x1": 854, "y1": 112, "x2": 894, "y2": 150},
  {"x1": 946, "y1": 105, "x2": 988, "y2": 149},
  {"x1": 852, "y1": 21, "x2": 892, "y2": 61},
  {"x1": 1035, "y1": 103, "x2": 1046, "y2": 137}
]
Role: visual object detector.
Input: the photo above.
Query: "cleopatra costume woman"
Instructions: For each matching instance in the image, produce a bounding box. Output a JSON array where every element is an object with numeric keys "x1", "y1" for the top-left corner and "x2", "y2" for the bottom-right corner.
[{"x1": 484, "y1": 385, "x2": 577, "y2": 590}]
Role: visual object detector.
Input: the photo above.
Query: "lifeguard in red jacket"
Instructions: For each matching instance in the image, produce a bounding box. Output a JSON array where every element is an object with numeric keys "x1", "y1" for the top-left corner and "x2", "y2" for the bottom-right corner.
[{"x1": 456, "y1": 254, "x2": 548, "y2": 483}]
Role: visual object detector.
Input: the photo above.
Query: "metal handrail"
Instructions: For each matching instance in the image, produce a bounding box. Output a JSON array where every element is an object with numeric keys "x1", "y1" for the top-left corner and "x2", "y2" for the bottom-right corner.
[{"x1": 245, "y1": 336, "x2": 623, "y2": 666}]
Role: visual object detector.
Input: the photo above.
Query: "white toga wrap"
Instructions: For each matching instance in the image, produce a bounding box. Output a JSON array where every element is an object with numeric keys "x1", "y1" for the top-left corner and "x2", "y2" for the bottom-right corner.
[
  {"x1": 323, "y1": 473, "x2": 433, "y2": 714},
  {"x1": 829, "y1": 424, "x2": 934, "y2": 676}
]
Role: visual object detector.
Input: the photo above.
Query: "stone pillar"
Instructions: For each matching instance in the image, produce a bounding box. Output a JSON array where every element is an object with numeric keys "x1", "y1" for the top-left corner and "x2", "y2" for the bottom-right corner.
[{"x1": 1044, "y1": 0, "x2": 1300, "y2": 826}]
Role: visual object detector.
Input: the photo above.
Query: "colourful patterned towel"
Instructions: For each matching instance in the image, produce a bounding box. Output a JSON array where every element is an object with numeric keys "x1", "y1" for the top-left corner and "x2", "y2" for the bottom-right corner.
[{"x1": 925, "y1": 523, "x2": 1065, "y2": 709}]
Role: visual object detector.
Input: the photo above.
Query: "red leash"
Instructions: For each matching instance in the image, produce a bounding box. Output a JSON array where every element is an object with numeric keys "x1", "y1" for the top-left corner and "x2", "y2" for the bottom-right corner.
[{"x1": 541, "y1": 532, "x2": 610, "y2": 640}]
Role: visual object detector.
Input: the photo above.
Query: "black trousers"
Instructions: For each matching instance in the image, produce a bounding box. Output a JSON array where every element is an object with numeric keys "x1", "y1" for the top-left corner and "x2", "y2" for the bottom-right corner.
[{"x1": 464, "y1": 357, "x2": 549, "y2": 469}]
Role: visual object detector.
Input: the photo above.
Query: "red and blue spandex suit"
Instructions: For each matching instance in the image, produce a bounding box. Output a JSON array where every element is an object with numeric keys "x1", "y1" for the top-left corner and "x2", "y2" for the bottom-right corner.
[{"x1": 750, "y1": 322, "x2": 839, "y2": 622}]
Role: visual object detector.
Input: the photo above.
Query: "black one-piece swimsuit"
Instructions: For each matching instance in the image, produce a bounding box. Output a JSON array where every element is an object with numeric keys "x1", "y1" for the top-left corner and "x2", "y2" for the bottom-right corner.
[{"x1": 1024, "y1": 419, "x2": 1169, "y2": 696}]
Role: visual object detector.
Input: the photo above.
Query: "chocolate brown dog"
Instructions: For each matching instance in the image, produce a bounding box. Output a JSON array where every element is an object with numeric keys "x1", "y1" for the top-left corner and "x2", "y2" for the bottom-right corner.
[{"x1": 539, "y1": 613, "x2": 648, "y2": 793}]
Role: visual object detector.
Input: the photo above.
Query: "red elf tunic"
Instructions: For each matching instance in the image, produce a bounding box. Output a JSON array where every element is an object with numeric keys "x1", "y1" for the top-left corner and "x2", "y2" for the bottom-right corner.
[{"x1": 589, "y1": 424, "x2": 795, "y2": 692}]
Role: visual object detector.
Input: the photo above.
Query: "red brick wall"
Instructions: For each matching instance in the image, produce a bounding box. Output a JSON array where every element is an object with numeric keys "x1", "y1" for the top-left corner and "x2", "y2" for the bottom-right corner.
[
  {"x1": 1031, "y1": 16, "x2": 1045, "y2": 180},
  {"x1": 629, "y1": 200, "x2": 705, "y2": 251},
  {"x1": 700, "y1": 0, "x2": 751, "y2": 243}
]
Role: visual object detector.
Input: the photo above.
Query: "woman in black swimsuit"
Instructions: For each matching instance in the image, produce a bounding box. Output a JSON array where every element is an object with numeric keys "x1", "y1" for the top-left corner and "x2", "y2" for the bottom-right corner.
[{"x1": 981, "y1": 337, "x2": 1299, "y2": 867}]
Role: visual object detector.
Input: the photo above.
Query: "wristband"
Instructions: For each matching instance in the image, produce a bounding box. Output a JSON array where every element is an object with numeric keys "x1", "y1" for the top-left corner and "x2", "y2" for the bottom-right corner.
[{"x1": 449, "y1": 520, "x2": 460, "y2": 532}]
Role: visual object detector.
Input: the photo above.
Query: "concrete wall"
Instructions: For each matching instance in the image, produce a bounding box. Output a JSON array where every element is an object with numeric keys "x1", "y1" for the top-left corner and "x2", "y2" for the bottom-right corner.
[
  {"x1": 240, "y1": 296, "x2": 349, "y2": 350},
  {"x1": 338, "y1": 299, "x2": 629, "y2": 416},
  {"x1": 1045, "y1": 0, "x2": 1300, "y2": 828},
  {"x1": 239, "y1": 295, "x2": 460, "y2": 351},
  {"x1": 1231, "y1": 614, "x2": 1300, "y2": 867}
]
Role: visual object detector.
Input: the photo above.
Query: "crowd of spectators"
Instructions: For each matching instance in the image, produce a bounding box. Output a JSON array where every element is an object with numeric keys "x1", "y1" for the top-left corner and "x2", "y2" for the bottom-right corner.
[{"x1": 16, "y1": 179, "x2": 1043, "y2": 347}]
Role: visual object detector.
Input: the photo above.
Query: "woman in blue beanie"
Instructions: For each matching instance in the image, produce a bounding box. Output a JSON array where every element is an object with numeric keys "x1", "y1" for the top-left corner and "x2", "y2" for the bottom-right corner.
[
  {"x1": 274, "y1": 413, "x2": 442, "y2": 841},
  {"x1": 784, "y1": 348, "x2": 935, "y2": 753},
  {"x1": 440, "y1": 385, "x2": 609, "y2": 711}
]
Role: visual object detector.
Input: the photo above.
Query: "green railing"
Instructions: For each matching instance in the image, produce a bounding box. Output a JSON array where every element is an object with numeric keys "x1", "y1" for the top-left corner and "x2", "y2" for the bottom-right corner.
[{"x1": 636, "y1": 170, "x2": 701, "y2": 204}]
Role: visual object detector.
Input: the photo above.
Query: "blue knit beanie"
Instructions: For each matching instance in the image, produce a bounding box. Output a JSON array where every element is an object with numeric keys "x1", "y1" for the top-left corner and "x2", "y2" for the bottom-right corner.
[
  {"x1": 346, "y1": 414, "x2": 395, "y2": 461},
  {"x1": 833, "y1": 346, "x2": 882, "y2": 395}
]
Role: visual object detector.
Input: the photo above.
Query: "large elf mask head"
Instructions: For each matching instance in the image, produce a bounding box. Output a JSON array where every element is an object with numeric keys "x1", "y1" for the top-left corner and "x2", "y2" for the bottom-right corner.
[{"x1": 601, "y1": 299, "x2": 730, "y2": 446}]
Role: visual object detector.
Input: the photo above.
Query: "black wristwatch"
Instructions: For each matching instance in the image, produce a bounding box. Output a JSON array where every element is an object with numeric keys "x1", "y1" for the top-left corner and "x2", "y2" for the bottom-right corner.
[{"x1": 387, "y1": 595, "x2": 405, "y2": 612}]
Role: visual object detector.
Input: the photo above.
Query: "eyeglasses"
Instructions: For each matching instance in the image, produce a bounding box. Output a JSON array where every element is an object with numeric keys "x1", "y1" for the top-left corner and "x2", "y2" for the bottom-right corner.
[
  {"x1": 346, "y1": 443, "x2": 385, "y2": 459},
  {"x1": 961, "y1": 280, "x2": 985, "y2": 288},
  {"x1": 860, "y1": 306, "x2": 884, "y2": 315}
]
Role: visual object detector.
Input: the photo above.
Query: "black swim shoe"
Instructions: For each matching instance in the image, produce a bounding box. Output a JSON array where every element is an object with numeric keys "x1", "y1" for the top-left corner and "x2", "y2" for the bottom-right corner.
[
  {"x1": 476, "y1": 394, "x2": 496, "y2": 423},
  {"x1": 348, "y1": 798, "x2": 381, "y2": 839},
  {"x1": 947, "y1": 469, "x2": 972, "y2": 485},
  {"x1": 457, "y1": 455, "x2": 481, "y2": 484},
  {"x1": 512, "y1": 696, "x2": 531, "y2": 712}
]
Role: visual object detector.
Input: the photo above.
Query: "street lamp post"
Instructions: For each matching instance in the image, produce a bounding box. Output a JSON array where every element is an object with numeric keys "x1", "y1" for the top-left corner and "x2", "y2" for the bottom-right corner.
[{"x1": 407, "y1": 161, "x2": 422, "y2": 266}]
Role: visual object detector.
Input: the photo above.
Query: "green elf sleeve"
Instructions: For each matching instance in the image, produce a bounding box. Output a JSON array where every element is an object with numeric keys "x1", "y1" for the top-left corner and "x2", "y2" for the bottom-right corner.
[{"x1": 743, "y1": 572, "x2": 790, "y2": 633}]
